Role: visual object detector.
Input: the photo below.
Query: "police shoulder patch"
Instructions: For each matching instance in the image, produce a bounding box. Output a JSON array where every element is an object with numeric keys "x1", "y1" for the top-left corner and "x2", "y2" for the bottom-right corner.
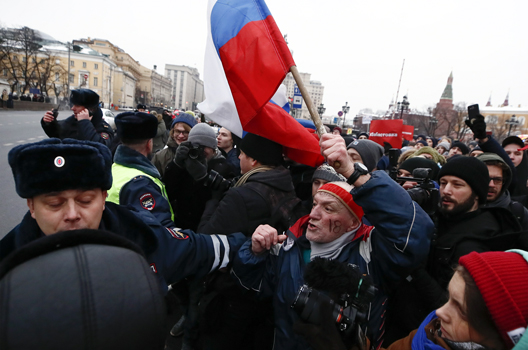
[
  {"x1": 100, "y1": 132, "x2": 110, "y2": 139},
  {"x1": 140, "y1": 193, "x2": 156, "y2": 210},
  {"x1": 166, "y1": 227, "x2": 189, "y2": 240}
]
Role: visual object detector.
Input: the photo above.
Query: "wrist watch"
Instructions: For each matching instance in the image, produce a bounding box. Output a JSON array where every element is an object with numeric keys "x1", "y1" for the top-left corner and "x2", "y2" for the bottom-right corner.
[{"x1": 347, "y1": 162, "x2": 369, "y2": 185}]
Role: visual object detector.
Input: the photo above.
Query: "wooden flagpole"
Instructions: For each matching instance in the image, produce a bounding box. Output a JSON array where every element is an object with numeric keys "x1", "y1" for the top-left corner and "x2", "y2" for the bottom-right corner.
[
  {"x1": 290, "y1": 66, "x2": 326, "y2": 136},
  {"x1": 290, "y1": 65, "x2": 341, "y2": 168}
]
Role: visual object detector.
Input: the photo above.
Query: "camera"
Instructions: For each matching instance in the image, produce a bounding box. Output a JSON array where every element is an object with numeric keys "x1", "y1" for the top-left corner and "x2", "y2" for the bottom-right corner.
[
  {"x1": 291, "y1": 259, "x2": 376, "y2": 336},
  {"x1": 388, "y1": 149, "x2": 439, "y2": 216},
  {"x1": 188, "y1": 145, "x2": 205, "y2": 160},
  {"x1": 204, "y1": 169, "x2": 232, "y2": 191}
]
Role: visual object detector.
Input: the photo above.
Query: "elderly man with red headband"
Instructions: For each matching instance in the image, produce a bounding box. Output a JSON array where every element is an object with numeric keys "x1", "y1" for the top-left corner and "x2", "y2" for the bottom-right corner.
[{"x1": 232, "y1": 134, "x2": 435, "y2": 350}]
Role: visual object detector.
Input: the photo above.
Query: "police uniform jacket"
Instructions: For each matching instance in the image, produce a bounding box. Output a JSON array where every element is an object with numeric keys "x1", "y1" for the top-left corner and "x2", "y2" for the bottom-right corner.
[
  {"x1": 0, "y1": 202, "x2": 246, "y2": 288},
  {"x1": 41, "y1": 107, "x2": 114, "y2": 148},
  {"x1": 108, "y1": 145, "x2": 174, "y2": 228}
]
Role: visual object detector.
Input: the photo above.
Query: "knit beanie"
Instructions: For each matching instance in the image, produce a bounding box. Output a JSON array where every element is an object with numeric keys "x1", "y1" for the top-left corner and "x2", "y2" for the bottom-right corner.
[
  {"x1": 416, "y1": 140, "x2": 428, "y2": 147},
  {"x1": 318, "y1": 182, "x2": 364, "y2": 221},
  {"x1": 438, "y1": 156, "x2": 489, "y2": 204},
  {"x1": 459, "y1": 250, "x2": 528, "y2": 349},
  {"x1": 240, "y1": 133, "x2": 283, "y2": 166},
  {"x1": 451, "y1": 141, "x2": 470, "y2": 155},
  {"x1": 171, "y1": 113, "x2": 197, "y2": 129},
  {"x1": 346, "y1": 139, "x2": 384, "y2": 172},
  {"x1": 312, "y1": 164, "x2": 347, "y2": 183},
  {"x1": 188, "y1": 123, "x2": 217, "y2": 149},
  {"x1": 437, "y1": 141, "x2": 451, "y2": 151},
  {"x1": 412, "y1": 146, "x2": 446, "y2": 166}
]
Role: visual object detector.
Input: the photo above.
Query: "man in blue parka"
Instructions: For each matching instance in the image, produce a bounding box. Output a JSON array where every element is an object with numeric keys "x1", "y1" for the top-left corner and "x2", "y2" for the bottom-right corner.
[
  {"x1": 0, "y1": 138, "x2": 246, "y2": 288},
  {"x1": 232, "y1": 133, "x2": 434, "y2": 349}
]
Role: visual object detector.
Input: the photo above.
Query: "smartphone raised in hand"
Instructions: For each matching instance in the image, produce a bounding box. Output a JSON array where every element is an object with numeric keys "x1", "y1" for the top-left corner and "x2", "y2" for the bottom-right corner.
[{"x1": 467, "y1": 104, "x2": 482, "y2": 125}]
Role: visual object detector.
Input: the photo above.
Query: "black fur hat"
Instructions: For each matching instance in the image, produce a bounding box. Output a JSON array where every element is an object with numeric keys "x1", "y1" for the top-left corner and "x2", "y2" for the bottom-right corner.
[
  {"x1": 70, "y1": 89, "x2": 99, "y2": 108},
  {"x1": 0, "y1": 229, "x2": 167, "y2": 350},
  {"x1": 115, "y1": 112, "x2": 158, "y2": 140},
  {"x1": 8, "y1": 138, "x2": 113, "y2": 198}
]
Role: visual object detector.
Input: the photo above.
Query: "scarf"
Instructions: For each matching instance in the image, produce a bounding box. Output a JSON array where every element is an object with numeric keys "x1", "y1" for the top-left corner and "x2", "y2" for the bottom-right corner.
[
  {"x1": 234, "y1": 165, "x2": 274, "y2": 187},
  {"x1": 310, "y1": 227, "x2": 359, "y2": 260}
]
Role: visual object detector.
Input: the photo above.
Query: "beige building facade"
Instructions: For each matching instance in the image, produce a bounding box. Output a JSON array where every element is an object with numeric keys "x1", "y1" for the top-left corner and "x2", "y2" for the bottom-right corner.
[
  {"x1": 282, "y1": 72, "x2": 325, "y2": 119},
  {"x1": 164, "y1": 64, "x2": 204, "y2": 111}
]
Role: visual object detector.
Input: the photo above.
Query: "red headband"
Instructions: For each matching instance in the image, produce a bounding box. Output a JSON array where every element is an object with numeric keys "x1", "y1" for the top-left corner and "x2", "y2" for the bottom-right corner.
[{"x1": 317, "y1": 183, "x2": 364, "y2": 221}]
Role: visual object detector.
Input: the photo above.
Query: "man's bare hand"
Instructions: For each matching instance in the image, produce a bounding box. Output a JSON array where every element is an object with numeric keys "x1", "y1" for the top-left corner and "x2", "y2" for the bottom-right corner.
[
  {"x1": 42, "y1": 110, "x2": 55, "y2": 123},
  {"x1": 251, "y1": 224, "x2": 287, "y2": 255},
  {"x1": 77, "y1": 108, "x2": 91, "y2": 121},
  {"x1": 320, "y1": 134, "x2": 354, "y2": 178}
]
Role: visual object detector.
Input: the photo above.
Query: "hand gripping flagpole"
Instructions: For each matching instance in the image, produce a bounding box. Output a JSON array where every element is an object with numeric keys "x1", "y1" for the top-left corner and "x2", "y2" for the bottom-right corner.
[{"x1": 290, "y1": 66, "x2": 341, "y2": 169}]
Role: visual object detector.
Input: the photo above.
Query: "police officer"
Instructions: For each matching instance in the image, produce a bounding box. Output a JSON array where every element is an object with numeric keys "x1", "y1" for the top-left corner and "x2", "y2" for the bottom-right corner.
[
  {"x1": 107, "y1": 112, "x2": 175, "y2": 227},
  {"x1": 0, "y1": 138, "x2": 246, "y2": 288},
  {"x1": 136, "y1": 103, "x2": 147, "y2": 112},
  {"x1": 41, "y1": 89, "x2": 114, "y2": 147}
]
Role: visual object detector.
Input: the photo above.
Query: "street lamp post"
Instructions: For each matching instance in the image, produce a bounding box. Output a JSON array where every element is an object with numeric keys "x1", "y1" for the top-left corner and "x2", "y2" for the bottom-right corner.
[
  {"x1": 429, "y1": 117, "x2": 438, "y2": 137},
  {"x1": 397, "y1": 95, "x2": 410, "y2": 119},
  {"x1": 506, "y1": 115, "x2": 519, "y2": 136},
  {"x1": 342, "y1": 102, "x2": 350, "y2": 128},
  {"x1": 317, "y1": 103, "x2": 326, "y2": 118}
]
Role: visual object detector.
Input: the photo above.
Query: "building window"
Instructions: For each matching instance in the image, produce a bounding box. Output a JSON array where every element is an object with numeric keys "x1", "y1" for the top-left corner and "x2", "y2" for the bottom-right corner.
[
  {"x1": 23, "y1": 57, "x2": 27, "y2": 62},
  {"x1": 82, "y1": 62, "x2": 87, "y2": 68},
  {"x1": 94, "y1": 63, "x2": 98, "y2": 69},
  {"x1": 55, "y1": 72, "x2": 59, "y2": 81},
  {"x1": 13, "y1": 55, "x2": 17, "y2": 60},
  {"x1": 94, "y1": 77, "x2": 98, "y2": 86},
  {"x1": 69, "y1": 74, "x2": 74, "y2": 83},
  {"x1": 2, "y1": 69, "x2": 7, "y2": 77},
  {"x1": 70, "y1": 60, "x2": 74, "y2": 67}
]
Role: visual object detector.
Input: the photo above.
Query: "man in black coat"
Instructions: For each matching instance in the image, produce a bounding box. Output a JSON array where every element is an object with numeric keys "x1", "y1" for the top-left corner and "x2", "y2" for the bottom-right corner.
[
  {"x1": 41, "y1": 89, "x2": 114, "y2": 148},
  {"x1": 197, "y1": 133, "x2": 301, "y2": 350},
  {"x1": 386, "y1": 156, "x2": 525, "y2": 344}
]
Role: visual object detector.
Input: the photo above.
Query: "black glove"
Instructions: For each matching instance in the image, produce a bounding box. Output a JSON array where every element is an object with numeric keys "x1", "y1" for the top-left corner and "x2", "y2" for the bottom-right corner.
[
  {"x1": 183, "y1": 145, "x2": 207, "y2": 182},
  {"x1": 174, "y1": 141, "x2": 191, "y2": 168},
  {"x1": 465, "y1": 115, "x2": 487, "y2": 140}
]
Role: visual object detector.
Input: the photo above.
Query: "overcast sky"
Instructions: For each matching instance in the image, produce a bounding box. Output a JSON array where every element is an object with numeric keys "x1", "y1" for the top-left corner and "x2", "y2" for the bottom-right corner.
[{"x1": 3, "y1": 0, "x2": 527, "y2": 118}]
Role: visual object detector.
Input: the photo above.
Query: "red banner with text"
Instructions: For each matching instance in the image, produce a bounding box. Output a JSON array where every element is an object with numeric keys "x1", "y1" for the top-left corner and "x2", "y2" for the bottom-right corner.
[
  {"x1": 369, "y1": 119, "x2": 403, "y2": 148},
  {"x1": 402, "y1": 125, "x2": 414, "y2": 141}
]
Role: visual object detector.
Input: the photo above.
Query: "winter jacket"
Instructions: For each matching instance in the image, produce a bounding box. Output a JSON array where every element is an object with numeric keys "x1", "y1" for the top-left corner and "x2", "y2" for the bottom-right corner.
[
  {"x1": 41, "y1": 108, "x2": 114, "y2": 148},
  {"x1": 220, "y1": 147, "x2": 241, "y2": 175},
  {"x1": 152, "y1": 120, "x2": 168, "y2": 153},
  {"x1": 108, "y1": 145, "x2": 174, "y2": 228},
  {"x1": 151, "y1": 136, "x2": 178, "y2": 178},
  {"x1": 479, "y1": 135, "x2": 517, "y2": 193},
  {"x1": 232, "y1": 171, "x2": 434, "y2": 349},
  {"x1": 198, "y1": 166, "x2": 298, "y2": 236},
  {"x1": 482, "y1": 190, "x2": 528, "y2": 231},
  {"x1": 0, "y1": 202, "x2": 246, "y2": 288},
  {"x1": 163, "y1": 150, "x2": 234, "y2": 231}
]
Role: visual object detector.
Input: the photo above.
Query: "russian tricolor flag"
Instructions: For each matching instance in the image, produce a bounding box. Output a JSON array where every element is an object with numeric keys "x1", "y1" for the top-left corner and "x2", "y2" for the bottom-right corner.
[{"x1": 198, "y1": 0, "x2": 324, "y2": 167}]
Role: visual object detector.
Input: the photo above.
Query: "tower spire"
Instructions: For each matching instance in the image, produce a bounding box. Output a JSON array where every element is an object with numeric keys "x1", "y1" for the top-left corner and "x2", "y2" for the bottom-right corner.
[
  {"x1": 503, "y1": 91, "x2": 509, "y2": 107},
  {"x1": 440, "y1": 71, "x2": 453, "y2": 100}
]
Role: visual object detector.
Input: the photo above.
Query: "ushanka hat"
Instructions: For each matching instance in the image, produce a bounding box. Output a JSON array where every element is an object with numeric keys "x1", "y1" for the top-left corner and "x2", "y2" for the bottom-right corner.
[
  {"x1": 69, "y1": 89, "x2": 99, "y2": 108},
  {"x1": 8, "y1": 138, "x2": 112, "y2": 198},
  {"x1": 459, "y1": 250, "x2": 528, "y2": 349},
  {"x1": 115, "y1": 111, "x2": 158, "y2": 139}
]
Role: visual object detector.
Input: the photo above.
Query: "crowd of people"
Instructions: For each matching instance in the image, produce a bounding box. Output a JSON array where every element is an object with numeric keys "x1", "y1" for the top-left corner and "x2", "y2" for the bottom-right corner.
[{"x1": 0, "y1": 88, "x2": 527, "y2": 350}]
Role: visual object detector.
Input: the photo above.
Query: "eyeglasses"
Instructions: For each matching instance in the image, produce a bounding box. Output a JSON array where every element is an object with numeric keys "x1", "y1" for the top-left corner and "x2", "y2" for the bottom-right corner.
[
  {"x1": 174, "y1": 129, "x2": 189, "y2": 136},
  {"x1": 489, "y1": 177, "x2": 503, "y2": 185}
]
